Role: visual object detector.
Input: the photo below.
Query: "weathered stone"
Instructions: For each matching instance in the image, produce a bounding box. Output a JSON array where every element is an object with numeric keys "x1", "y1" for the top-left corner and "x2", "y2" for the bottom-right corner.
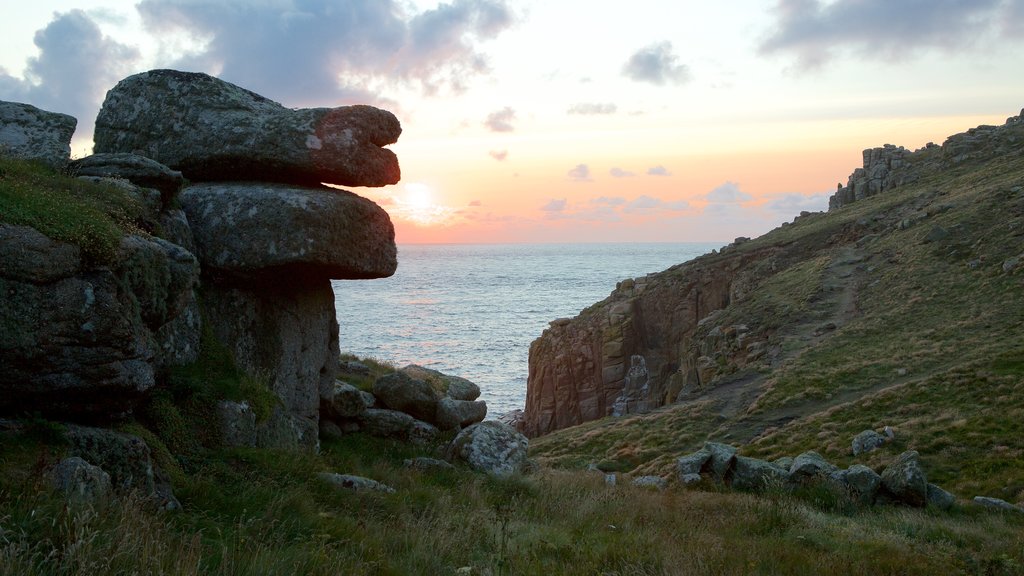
[
  {"x1": 201, "y1": 276, "x2": 338, "y2": 451},
  {"x1": 318, "y1": 419, "x2": 345, "y2": 442},
  {"x1": 844, "y1": 464, "x2": 882, "y2": 505},
  {"x1": 631, "y1": 475, "x2": 668, "y2": 490},
  {"x1": 357, "y1": 408, "x2": 427, "y2": 441},
  {"x1": 157, "y1": 209, "x2": 196, "y2": 256},
  {"x1": 373, "y1": 371, "x2": 440, "y2": 423},
  {"x1": 408, "y1": 419, "x2": 440, "y2": 445},
  {"x1": 680, "y1": 473, "x2": 703, "y2": 486},
  {"x1": 0, "y1": 224, "x2": 82, "y2": 283},
  {"x1": 852, "y1": 429, "x2": 887, "y2": 456},
  {"x1": 218, "y1": 400, "x2": 257, "y2": 448},
  {"x1": 446, "y1": 421, "x2": 529, "y2": 477},
  {"x1": 69, "y1": 153, "x2": 184, "y2": 202},
  {"x1": 65, "y1": 425, "x2": 178, "y2": 510},
  {"x1": 731, "y1": 456, "x2": 787, "y2": 491},
  {"x1": 404, "y1": 457, "x2": 455, "y2": 471},
  {"x1": 50, "y1": 457, "x2": 112, "y2": 504},
  {"x1": 322, "y1": 382, "x2": 372, "y2": 420},
  {"x1": 789, "y1": 451, "x2": 838, "y2": 483},
  {"x1": 179, "y1": 182, "x2": 396, "y2": 280},
  {"x1": 339, "y1": 359, "x2": 371, "y2": 376},
  {"x1": 704, "y1": 442, "x2": 737, "y2": 482},
  {"x1": 434, "y1": 397, "x2": 487, "y2": 431},
  {"x1": 881, "y1": 450, "x2": 928, "y2": 507},
  {"x1": 318, "y1": 472, "x2": 395, "y2": 494},
  {"x1": 772, "y1": 456, "x2": 794, "y2": 470},
  {"x1": 401, "y1": 364, "x2": 481, "y2": 401},
  {"x1": 677, "y1": 449, "x2": 711, "y2": 477},
  {"x1": 154, "y1": 293, "x2": 201, "y2": 368},
  {"x1": 972, "y1": 496, "x2": 1024, "y2": 513},
  {"x1": 118, "y1": 235, "x2": 199, "y2": 330},
  {"x1": 927, "y1": 483, "x2": 956, "y2": 510},
  {"x1": 0, "y1": 100, "x2": 76, "y2": 168},
  {"x1": 94, "y1": 70, "x2": 401, "y2": 187}
]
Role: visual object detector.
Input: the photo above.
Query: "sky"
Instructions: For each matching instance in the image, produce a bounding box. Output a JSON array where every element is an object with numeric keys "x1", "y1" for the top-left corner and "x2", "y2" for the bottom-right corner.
[{"x1": 2, "y1": 1, "x2": 1023, "y2": 244}]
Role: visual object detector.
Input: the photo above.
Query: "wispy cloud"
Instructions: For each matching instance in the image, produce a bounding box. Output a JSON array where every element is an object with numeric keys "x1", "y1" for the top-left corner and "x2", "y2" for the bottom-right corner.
[
  {"x1": 647, "y1": 165, "x2": 671, "y2": 176},
  {"x1": 489, "y1": 149, "x2": 509, "y2": 161},
  {"x1": 567, "y1": 164, "x2": 592, "y2": 182},
  {"x1": 610, "y1": 167, "x2": 635, "y2": 178},
  {"x1": 484, "y1": 107, "x2": 516, "y2": 132},
  {"x1": 541, "y1": 198, "x2": 567, "y2": 212},
  {"x1": 759, "y1": 0, "x2": 1018, "y2": 70},
  {"x1": 567, "y1": 102, "x2": 617, "y2": 115},
  {"x1": 623, "y1": 195, "x2": 689, "y2": 215},
  {"x1": 704, "y1": 181, "x2": 753, "y2": 203},
  {"x1": 622, "y1": 41, "x2": 690, "y2": 85}
]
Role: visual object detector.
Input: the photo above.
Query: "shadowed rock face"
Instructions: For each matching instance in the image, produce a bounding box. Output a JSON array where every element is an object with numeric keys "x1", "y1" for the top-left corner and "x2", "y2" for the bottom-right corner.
[
  {"x1": 94, "y1": 69, "x2": 401, "y2": 187},
  {"x1": 0, "y1": 101, "x2": 76, "y2": 168}
]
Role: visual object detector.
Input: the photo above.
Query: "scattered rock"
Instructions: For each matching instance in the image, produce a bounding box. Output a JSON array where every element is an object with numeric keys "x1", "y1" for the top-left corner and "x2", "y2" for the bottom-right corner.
[
  {"x1": 1003, "y1": 256, "x2": 1020, "y2": 273},
  {"x1": 973, "y1": 496, "x2": 1024, "y2": 513},
  {"x1": 94, "y1": 69, "x2": 401, "y2": 187},
  {"x1": 704, "y1": 442, "x2": 737, "y2": 482},
  {"x1": 218, "y1": 400, "x2": 257, "y2": 448},
  {"x1": 844, "y1": 464, "x2": 882, "y2": 505},
  {"x1": 631, "y1": 476, "x2": 668, "y2": 490},
  {"x1": 605, "y1": 473, "x2": 617, "y2": 487},
  {"x1": 731, "y1": 456, "x2": 786, "y2": 492},
  {"x1": 0, "y1": 100, "x2": 76, "y2": 168},
  {"x1": 318, "y1": 473, "x2": 395, "y2": 494},
  {"x1": 927, "y1": 483, "x2": 956, "y2": 510},
  {"x1": 50, "y1": 457, "x2": 112, "y2": 505},
  {"x1": 923, "y1": 225, "x2": 950, "y2": 244},
  {"x1": 68, "y1": 153, "x2": 184, "y2": 202},
  {"x1": 789, "y1": 451, "x2": 838, "y2": 483},
  {"x1": 318, "y1": 419, "x2": 345, "y2": 442},
  {"x1": 680, "y1": 473, "x2": 703, "y2": 487},
  {"x1": 322, "y1": 382, "x2": 373, "y2": 420},
  {"x1": 359, "y1": 409, "x2": 426, "y2": 442},
  {"x1": 881, "y1": 450, "x2": 929, "y2": 507},
  {"x1": 676, "y1": 448, "x2": 711, "y2": 478},
  {"x1": 445, "y1": 421, "x2": 529, "y2": 477},
  {"x1": 373, "y1": 371, "x2": 440, "y2": 424},
  {"x1": 339, "y1": 359, "x2": 371, "y2": 376},
  {"x1": 772, "y1": 456, "x2": 794, "y2": 470},
  {"x1": 851, "y1": 429, "x2": 887, "y2": 456},
  {"x1": 434, "y1": 397, "x2": 487, "y2": 431},
  {"x1": 401, "y1": 364, "x2": 481, "y2": 401},
  {"x1": 403, "y1": 457, "x2": 455, "y2": 471}
]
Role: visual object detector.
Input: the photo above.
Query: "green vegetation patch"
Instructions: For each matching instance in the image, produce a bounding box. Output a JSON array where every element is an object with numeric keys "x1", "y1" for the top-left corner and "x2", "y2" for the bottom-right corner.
[{"x1": 0, "y1": 156, "x2": 143, "y2": 264}]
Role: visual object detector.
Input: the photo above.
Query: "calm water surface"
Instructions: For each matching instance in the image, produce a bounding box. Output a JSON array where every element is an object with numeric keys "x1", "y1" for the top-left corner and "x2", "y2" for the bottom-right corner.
[{"x1": 331, "y1": 243, "x2": 720, "y2": 416}]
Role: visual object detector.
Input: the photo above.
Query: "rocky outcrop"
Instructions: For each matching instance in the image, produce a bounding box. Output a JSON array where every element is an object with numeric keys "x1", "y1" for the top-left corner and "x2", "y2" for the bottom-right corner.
[
  {"x1": 69, "y1": 153, "x2": 185, "y2": 201},
  {"x1": 522, "y1": 245, "x2": 779, "y2": 437},
  {"x1": 445, "y1": 421, "x2": 529, "y2": 477},
  {"x1": 94, "y1": 70, "x2": 401, "y2": 187},
  {"x1": 0, "y1": 101, "x2": 76, "y2": 168},
  {"x1": 50, "y1": 457, "x2": 113, "y2": 505},
  {"x1": 0, "y1": 225, "x2": 199, "y2": 417},
  {"x1": 829, "y1": 108, "x2": 1024, "y2": 210}
]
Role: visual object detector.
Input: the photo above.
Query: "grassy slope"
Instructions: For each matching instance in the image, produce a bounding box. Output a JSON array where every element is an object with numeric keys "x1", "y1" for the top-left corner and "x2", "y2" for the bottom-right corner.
[{"x1": 531, "y1": 134, "x2": 1024, "y2": 503}]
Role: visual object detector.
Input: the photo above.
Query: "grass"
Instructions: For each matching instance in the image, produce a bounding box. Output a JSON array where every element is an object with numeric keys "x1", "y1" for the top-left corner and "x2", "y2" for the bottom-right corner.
[{"x1": 0, "y1": 156, "x2": 144, "y2": 264}]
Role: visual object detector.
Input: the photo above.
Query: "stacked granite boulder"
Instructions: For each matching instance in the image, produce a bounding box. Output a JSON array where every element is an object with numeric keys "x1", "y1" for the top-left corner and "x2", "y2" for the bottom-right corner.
[{"x1": 87, "y1": 69, "x2": 399, "y2": 450}]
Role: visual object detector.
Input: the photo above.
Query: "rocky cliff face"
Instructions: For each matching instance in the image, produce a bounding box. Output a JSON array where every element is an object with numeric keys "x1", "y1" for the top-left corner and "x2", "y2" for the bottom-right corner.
[{"x1": 523, "y1": 107, "x2": 1024, "y2": 438}]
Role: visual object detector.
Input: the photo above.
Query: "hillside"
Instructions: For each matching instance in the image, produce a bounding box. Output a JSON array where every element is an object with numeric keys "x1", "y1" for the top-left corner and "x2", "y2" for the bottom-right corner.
[{"x1": 526, "y1": 110, "x2": 1024, "y2": 502}]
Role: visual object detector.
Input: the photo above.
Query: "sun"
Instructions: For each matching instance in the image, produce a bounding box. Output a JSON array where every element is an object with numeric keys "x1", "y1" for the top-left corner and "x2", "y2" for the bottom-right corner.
[
  {"x1": 397, "y1": 182, "x2": 453, "y2": 226},
  {"x1": 405, "y1": 183, "x2": 433, "y2": 210}
]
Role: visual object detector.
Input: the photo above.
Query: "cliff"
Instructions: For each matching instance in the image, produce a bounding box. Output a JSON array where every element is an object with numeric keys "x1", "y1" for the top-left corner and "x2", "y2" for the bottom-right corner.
[{"x1": 522, "y1": 108, "x2": 1024, "y2": 438}]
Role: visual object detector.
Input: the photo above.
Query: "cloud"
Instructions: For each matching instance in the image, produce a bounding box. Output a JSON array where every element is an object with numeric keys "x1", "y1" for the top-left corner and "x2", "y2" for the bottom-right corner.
[
  {"x1": 488, "y1": 149, "x2": 508, "y2": 161},
  {"x1": 623, "y1": 195, "x2": 689, "y2": 215},
  {"x1": 759, "y1": 0, "x2": 1017, "y2": 70},
  {"x1": 567, "y1": 164, "x2": 591, "y2": 181},
  {"x1": 0, "y1": 10, "x2": 140, "y2": 140},
  {"x1": 541, "y1": 198, "x2": 567, "y2": 212},
  {"x1": 567, "y1": 102, "x2": 617, "y2": 115},
  {"x1": 704, "y1": 181, "x2": 753, "y2": 203},
  {"x1": 136, "y1": 0, "x2": 516, "y2": 104},
  {"x1": 610, "y1": 167, "x2": 635, "y2": 178},
  {"x1": 764, "y1": 192, "x2": 830, "y2": 215},
  {"x1": 647, "y1": 165, "x2": 671, "y2": 176},
  {"x1": 469, "y1": 200, "x2": 483, "y2": 207},
  {"x1": 622, "y1": 41, "x2": 691, "y2": 85},
  {"x1": 592, "y1": 196, "x2": 626, "y2": 206},
  {"x1": 484, "y1": 107, "x2": 516, "y2": 132}
]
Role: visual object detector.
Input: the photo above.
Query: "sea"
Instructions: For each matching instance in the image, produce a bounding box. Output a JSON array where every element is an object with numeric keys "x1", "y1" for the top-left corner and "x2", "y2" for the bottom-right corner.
[{"x1": 330, "y1": 242, "x2": 721, "y2": 417}]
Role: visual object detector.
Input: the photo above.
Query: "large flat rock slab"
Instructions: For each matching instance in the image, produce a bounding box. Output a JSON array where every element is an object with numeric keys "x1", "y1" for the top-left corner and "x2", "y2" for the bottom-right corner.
[
  {"x1": 179, "y1": 182, "x2": 396, "y2": 279},
  {"x1": 93, "y1": 69, "x2": 401, "y2": 187}
]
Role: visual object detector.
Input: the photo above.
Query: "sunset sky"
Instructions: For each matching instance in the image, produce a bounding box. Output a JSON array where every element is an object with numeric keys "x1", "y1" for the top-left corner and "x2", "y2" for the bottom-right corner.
[{"x1": 2, "y1": 1, "x2": 1023, "y2": 243}]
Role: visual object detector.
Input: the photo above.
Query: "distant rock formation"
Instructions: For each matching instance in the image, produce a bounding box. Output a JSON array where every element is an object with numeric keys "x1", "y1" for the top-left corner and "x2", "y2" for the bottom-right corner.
[
  {"x1": 829, "y1": 108, "x2": 1024, "y2": 210},
  {"x1": 94, "y1": 69, "x2": 401, "y2": 187}
]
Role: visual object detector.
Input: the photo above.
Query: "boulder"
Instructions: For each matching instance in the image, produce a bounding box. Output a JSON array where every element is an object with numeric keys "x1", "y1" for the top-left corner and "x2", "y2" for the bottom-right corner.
[
  {"x1": 201, "y1": 276, "x2": 338, "y2": 451},
  {"x1": 50, "y1": 457, "x2": 112, "y2": 504},
  {"x1": 179, "y1": 182, "x2": 396, "y2": 280},
  {"x1": 218, "y1": 400, "x2": 257, "y2": 448},
  {"x1": 972, "y1": 496, "x2": 1024, "y2": 513},
  {"x1": 676, "y1": 448, "x2": 711, "y2": 477},
  {"x1": 434, "y1": 397, "x2": 487, "y2": 431},
  {"x1": 322, "y1": 382, "x2": 374, "y2": 420},
  {"x1": 318, "y1": 473, "x2": 395, "y2": 494},
  {"x1": 680, "y1": 473, "x2": 703, "y2": 486},
  {"x1": 927, "y1": 483, "x2": 956, "y2": 510},
  {"x1": 731, "y1": 456, "x2": 787, "y2": 491},
  {"x1": 631, "y1": 475, "x2": 668, "y2": 490},
  {"x1": 94, "y1": 70, "x2": 401, "y2": 187},
  {"x1": 851, "y1": 429, "x2": 887, "y2": 455},
  {"x1": 68, "y1": 153, "x2": 184, "y2": 201},
  {"x1": 408, "y1": 419, "x2": 440, "y2": 445},
  {"x1": 844, "y1": 464, "x2": 882, "y2": 505},
  {"x1": 318, "y1": 419, "x2": 345, "y2": 442},
  {"x1": 401, "y1": 364, "x2": 481, "y2": 401},
  {"x1": 358, "y1": 408, "x2": 438, "y2": 443},
  {"x1": 788, "y1": 451, "x2": 838, "y2": 484},
  {"x1": 1, "y1": 230, "x2": 198, "y2": 418},
  {"x1": 704, "y1": 442, "x2": 737, "y2": 482},
  {"x1": 0, "y1": 100, "x2": 76, "y2": 168},
  {"x1": 880, "y1": 450, "x2": 928, "y2": 507},
  {"x1": 65, "y1": 425, "x2": 178, "y2": 510},
  {"x1": 373, "y1": 371, "x2": 440, "y2": 423},
  {"x1": 446, "y1": 421, "x2": 529, "y2": 477}
]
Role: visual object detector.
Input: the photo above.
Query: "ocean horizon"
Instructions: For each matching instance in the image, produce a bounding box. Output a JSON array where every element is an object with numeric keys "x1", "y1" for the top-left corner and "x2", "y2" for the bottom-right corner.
[{"x1": 331, "y1": 242, "x2": 723, "y2": 416}]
